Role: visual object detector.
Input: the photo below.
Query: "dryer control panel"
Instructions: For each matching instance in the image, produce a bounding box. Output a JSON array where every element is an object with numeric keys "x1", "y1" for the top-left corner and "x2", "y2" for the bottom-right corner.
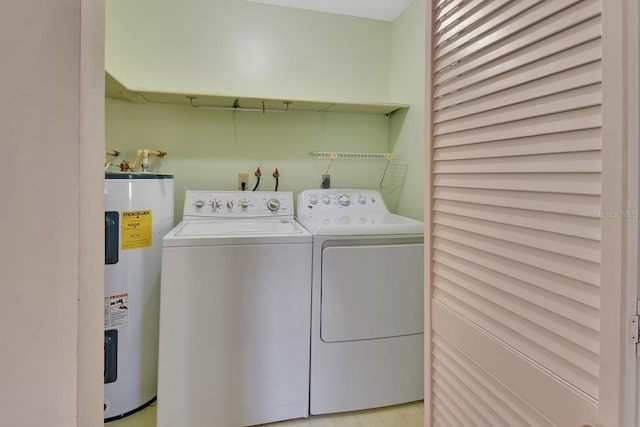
[
  {"x1": 297, "y1": 189, "x2": 390, "y2": 217},
  {"x1": 183, "y1": 191, "x2": 294, "y2": 219}
]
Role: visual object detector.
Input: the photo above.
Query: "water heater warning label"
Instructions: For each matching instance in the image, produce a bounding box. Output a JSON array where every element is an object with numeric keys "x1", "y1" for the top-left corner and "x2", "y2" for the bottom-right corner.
[
  {"x1": 121, "y1": 210, "x2": 152, "y2": 250},
  {"x1": 104, "y1": 293, "x2": 128, "y2": 328}
]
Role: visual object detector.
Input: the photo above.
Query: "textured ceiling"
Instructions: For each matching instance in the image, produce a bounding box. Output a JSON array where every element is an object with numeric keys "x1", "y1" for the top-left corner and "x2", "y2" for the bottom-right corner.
[{"x1": 243, "y1": 0, "x2": 413, "y2": 21}]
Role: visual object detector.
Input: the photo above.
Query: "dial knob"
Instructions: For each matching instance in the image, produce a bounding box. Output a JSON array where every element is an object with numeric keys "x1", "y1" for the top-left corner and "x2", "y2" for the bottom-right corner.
[
  {"x1": 338, "y1": 195, "x2": 350, "y2": 206},
  {"x1": 309, "y1": 196, "x2": 318, "y2": 205},
  {"x1": 240, "y1": 200, "x2": 249, "y2": 210},
  {"x1": 358, "y1": 196, "x2": 366, "y2": 204},
  {"x1": 211, "y1": 200, "x2": 221, "y2": 210},
  {"x1": 322, "y1": 196, "x2": 331, "y2": 205},
  {"x1": 226, "y1": 200, "x2": 234, "y2": 210},
  {"x1": 267, "y1": 198, "x2": 281, "y2": 212},
  {"x1": 195, "y1": 200, "x2": 205, "y2": 209}
]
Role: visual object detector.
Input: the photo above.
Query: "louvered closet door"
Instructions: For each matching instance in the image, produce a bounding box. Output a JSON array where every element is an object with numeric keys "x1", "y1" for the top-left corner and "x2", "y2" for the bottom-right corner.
[{"x1": 430, "y1": 1, "x2": 602, "y2": 425}]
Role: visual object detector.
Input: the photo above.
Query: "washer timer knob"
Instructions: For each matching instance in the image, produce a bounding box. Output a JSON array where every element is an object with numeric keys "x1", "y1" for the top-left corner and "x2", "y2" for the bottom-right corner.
[
  {"x1": 226, "y1": 200, "x2": 234, "y2": 210},
  {"x1": 358, "y1": 196, "x2": 366, "y2": 204},
  {"x1": 338, "y1": 195, "x2": 350, "y2": 206},
  {"x1": 240, "y1": 200, "x2": 249, "y2": 210},
  {"x1": 195, "y1": 200, "x2": 205, "y2": 209},
  {"x1": 309, "y1": 196, "x2": 318, "y2": 205},
  {"x1": 322, "y1": 196, "x2": 331, "y2": 205},
  {"x1": 267, "y1": 198, "x2": 281, "y2": 212},
  {"x1": 211, "y1": 200, "x2": 221, "y2": 210}
]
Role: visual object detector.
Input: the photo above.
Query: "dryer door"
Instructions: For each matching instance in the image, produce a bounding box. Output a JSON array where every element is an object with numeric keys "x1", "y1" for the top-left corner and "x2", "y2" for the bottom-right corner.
[{"x1": 320, "y1": 243, "x2": 424, "y2": 342}]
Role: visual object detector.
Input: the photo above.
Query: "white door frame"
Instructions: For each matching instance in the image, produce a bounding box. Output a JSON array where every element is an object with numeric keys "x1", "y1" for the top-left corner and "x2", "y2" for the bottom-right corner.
[
  {"x1": 622, "y1": 1, "x2": 640, "y2": 427},
  {"x1": 625, "y1": 2, "x2": 640, "y2": 427},
  {"x1": 590, "y1": 0, "x2": 638, "y2": 426}
]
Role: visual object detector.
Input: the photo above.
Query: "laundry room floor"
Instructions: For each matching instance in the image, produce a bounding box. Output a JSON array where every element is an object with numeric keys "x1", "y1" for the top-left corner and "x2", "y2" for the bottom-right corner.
[{"x1": 105, "y1": 400, "x2": 424, "y2": 427}]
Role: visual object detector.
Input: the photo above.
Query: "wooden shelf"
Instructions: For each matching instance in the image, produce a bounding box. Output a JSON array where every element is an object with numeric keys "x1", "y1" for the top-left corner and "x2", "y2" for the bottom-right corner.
[{"x1": 105, "y1": 71, "x2": 409, "y2": 115}]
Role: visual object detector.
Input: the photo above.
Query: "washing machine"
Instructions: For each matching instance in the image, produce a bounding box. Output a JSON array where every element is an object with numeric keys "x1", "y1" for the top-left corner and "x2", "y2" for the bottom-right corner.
[
  {"x1": 296, "y1": 189, "x2": 424, "y2": 415},
  {"x1": 158, "y1": 191, "x2": 312, "y2": 427}
]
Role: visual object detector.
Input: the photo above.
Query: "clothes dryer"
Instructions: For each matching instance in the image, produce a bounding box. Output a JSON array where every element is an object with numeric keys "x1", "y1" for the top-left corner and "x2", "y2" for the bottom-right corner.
[
  {"x1": 296, "y1": 189, "x2": 424, "y2": 415},
  {"x1": 158, "y1": 191, "x2": 312, "y2": 427}
]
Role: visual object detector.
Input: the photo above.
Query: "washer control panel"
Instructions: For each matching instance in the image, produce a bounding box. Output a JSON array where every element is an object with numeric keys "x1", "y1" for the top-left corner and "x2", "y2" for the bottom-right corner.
[
  {"x1": 184, "y1": 191, "x2": 294, "y2": 218},
  {"x1": 297, "y1": 189, "x2": 389, "y2": 217}
]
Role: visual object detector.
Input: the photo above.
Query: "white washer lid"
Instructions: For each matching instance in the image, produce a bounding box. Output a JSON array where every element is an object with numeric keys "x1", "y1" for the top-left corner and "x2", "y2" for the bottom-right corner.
[
  {"x1": 163, "y1": 219, "x2": 312, "y2": 246},
  {"x1": 296, "y1": 213, "x2": 424, "y2": 236},
  {"x1": 177, "y1": 219, "x2": 303, "y2": 236}
]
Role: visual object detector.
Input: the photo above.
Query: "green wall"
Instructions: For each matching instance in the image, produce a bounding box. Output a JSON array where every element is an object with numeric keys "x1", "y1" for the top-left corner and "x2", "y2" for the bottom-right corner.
[
  {"x1": 106, "y1": 0, "x2": 390, "y2": 103},
  {"x1": 105, "y1": 0, "x2": 426, "y2": 222},
  {"x1": 106, "y1": 99, "x2": 396, "y2": 221},
  {"x1": 389, "y1": 0, "x2": 427, "y2": 220}
]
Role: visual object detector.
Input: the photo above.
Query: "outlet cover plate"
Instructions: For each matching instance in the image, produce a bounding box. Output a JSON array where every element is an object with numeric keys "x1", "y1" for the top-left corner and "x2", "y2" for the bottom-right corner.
[{"x1": 238, "y1": 173, "x2": 249, "y2": 190}]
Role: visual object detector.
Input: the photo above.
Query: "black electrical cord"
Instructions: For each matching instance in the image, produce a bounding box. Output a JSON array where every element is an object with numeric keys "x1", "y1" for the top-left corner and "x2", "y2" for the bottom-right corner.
[
  {"x1": 241, "y1": 181, "x2": 246, "y2": 191},
  {"x1": 253, "y1": 167, "x2": 261, "y2": 191},
  {"x1": 272, "y1": 168, "x2": 279, "y2": 191}
]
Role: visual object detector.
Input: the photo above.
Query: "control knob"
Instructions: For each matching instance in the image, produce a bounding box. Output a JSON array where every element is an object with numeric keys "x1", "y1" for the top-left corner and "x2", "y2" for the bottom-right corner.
[
  {"x1": 195, "y1": 200, "x2": 205, "y2": 209},
  {"x1": 322, "y1": 196, "x2": 331, "y2": 205},
  {"x1": 226, "y1": 200, "x2": 234, "y2": 210},
  {"x1": 309, "y1": 196, "x2": 318, "y2": 205},
  {"x1": 358, "y1": 196, "x2": 366, "y2": 204},
  {"x1": 267, "y1": 198, "x2": 281, "y2": 212},
  {"x1": 240, "y1": 199, "x2": 249, "y2": 210},
  {"x1": 211, "y1": 200, "x2": 221, "y2": 210},
  {"x1": 338, "y1": 195, "x2": 350, "y2": 206}
]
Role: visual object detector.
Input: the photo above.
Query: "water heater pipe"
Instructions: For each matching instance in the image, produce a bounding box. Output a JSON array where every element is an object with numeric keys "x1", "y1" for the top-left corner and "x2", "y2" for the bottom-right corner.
[
  {"x1": 129, "y1": 149, "x2": 143, "y2": 171},
  {"x1": 130, "y1": 149, "x2": 168, "y2": 172},
  {"x1": 105, "y1": 149, "x2": 121, "y2": 171}
]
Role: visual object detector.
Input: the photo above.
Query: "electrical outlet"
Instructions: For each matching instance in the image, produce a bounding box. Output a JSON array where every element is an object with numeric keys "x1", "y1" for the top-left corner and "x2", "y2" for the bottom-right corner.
[{"x1": 238, "y1": 173, "x2": 249, "y2": 190}]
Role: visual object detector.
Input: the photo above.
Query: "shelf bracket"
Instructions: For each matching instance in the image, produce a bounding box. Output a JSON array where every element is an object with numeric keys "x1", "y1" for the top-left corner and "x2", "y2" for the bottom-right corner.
[{"x1": 187, "y1": 96, "x2": 289, "y2": 113}]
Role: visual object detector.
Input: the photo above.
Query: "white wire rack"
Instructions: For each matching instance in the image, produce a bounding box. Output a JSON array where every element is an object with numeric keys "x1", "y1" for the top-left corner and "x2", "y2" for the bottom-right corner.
[
  {"x1": 310, "y1": 151, "x2": 396, "y2": 161},
  {"x1": 310, "y1": 151, "x2": 407, "y2": 212}
]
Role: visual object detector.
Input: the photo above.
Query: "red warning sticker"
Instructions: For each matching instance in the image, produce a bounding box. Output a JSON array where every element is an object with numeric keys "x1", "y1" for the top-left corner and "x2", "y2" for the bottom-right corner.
[{"x1": 104, "y1": 293, "x2": 129, "y2": 328}]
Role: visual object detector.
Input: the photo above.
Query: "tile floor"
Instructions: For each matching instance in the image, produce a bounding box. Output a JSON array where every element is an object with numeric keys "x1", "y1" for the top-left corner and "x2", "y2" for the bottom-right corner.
[{"x1": 106, "y1": 400, "x2": 424, "y2": 427}]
